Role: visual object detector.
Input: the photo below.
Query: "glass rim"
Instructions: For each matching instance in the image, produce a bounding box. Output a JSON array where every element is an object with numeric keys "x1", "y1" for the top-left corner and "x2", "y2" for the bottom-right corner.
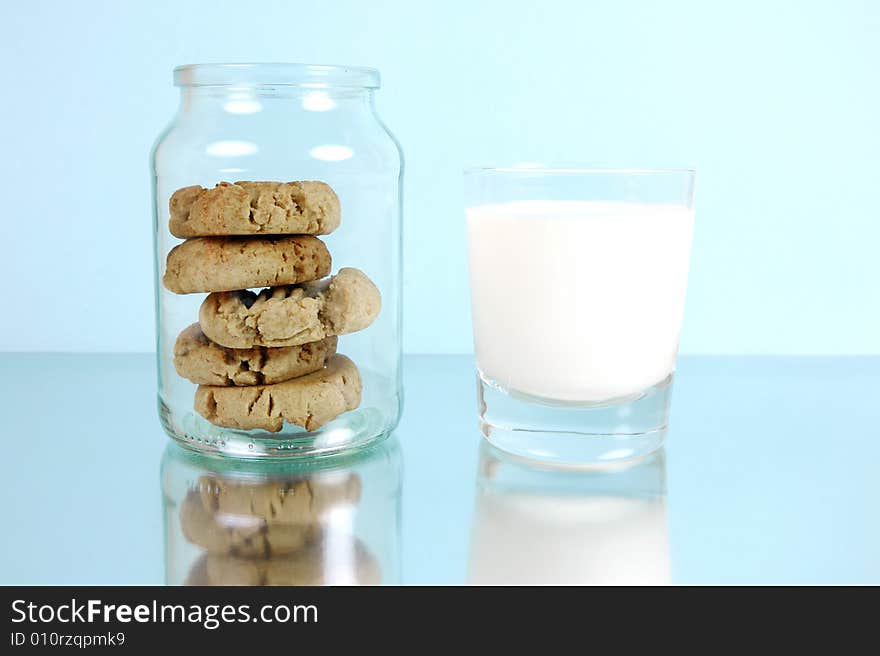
[
  {"x1": 464, "y1": 166, "x2": 696, "y2": 176},
  {"x1": 173, "y1": 62, "x2": 381, "y2": 89}
]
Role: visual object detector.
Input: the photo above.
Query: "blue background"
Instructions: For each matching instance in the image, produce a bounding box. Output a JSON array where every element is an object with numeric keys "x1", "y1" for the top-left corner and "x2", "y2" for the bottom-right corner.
[{"x1": 2, "y1": 0, "x2": 877, "y2": 354}]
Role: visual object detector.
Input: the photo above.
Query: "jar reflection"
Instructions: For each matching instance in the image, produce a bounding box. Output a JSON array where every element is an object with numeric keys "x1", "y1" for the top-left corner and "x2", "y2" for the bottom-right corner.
[
  {"x1": 161, "y1": 436, "x2": 401, "y2": 585},
  {"x1": 468, "y1": 443, "x2": 670, "y2": 585}
]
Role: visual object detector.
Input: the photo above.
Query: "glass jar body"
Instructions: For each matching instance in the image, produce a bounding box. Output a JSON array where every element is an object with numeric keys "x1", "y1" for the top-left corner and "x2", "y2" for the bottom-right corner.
[{"x1": 152, "y1": 65, "x2": 402, "y2": 457}]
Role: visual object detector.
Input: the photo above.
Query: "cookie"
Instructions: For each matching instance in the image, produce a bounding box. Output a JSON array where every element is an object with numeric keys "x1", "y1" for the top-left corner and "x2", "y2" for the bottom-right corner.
[
  {"x1": 179, "y1": 488, "x2": 316, "y2": 558},
  {"x1": 163, "y1": 235, "x2": 331, "y2": 294},
  {"x1": 261, "y1": 539, "x2": 381, "y2": 586},
  {"x1": 199, "y1": 268, "x2": 381, "y2": 349},
  {"x1": 183, "y1": 554, "x2": 210, "y2": 586},
  {"x1": 186, "y1": 540, "x2": 381, "y2": 586},
  {"x1": 169, "y1": 181, "x2": 341, "y2": 238},
  {"x1": 173, "y1": 324, "x2": 337, "y2": 386},
  {"x1": 191, "y1": 473, "x2": 361, "y2": 526},
  {"x1": 194, "y1": 354, "x2": 362, "y2": 432}
]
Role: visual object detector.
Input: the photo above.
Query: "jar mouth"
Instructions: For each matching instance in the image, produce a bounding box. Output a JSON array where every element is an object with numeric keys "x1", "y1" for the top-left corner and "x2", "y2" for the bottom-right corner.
[{"x1": 174, "y1": 63, "x2": 380, "y2": 89}]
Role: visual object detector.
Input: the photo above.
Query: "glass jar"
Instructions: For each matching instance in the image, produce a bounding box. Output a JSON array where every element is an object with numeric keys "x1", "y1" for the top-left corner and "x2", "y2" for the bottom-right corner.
[
  {"x1": 161, "y1": 436, "x2": 402, "y2": 585},
  {"x1": 151, "y1": 63, "x2": 403, "y2": 457}
]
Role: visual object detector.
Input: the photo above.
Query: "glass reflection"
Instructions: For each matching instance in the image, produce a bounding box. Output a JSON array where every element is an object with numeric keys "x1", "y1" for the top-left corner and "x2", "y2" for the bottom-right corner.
[
  {"x1": 161, "y1": 436, "x2": 401, "y2": 585},
  {"x1": 468, "y1": 442, "x2": 670, "y2": 584}
]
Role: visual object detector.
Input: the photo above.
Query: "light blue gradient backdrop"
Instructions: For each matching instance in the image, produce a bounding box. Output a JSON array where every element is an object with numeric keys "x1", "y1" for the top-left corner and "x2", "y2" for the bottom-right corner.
[{"x1": 1, "y1": 0, "x2": 877, "y2": 354}]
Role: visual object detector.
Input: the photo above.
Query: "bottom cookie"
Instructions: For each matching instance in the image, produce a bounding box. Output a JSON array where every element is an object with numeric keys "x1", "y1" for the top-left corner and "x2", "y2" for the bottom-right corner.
[{"x1": 194, "y1": 354, "x2": 362, "y2": 432}]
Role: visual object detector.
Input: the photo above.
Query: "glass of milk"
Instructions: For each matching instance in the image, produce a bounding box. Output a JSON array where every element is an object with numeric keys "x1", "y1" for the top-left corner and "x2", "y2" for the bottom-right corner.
[{"x1": 465, "y1": 167, "x2": 695, "y2": 467}]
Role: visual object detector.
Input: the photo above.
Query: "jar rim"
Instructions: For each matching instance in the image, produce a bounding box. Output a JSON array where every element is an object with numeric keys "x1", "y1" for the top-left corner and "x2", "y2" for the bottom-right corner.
[{"x1": 174, "y1": 62, "x2": 380, "y2": 89}]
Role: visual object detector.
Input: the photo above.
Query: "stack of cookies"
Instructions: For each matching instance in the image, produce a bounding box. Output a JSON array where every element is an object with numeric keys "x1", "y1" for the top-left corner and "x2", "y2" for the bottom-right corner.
[
  {"x1": 162, "y1": 181, "x2": 381, "y2": 433},
  {"x1": 180, "y1": 473, "x2": 381, "y2": 585}
]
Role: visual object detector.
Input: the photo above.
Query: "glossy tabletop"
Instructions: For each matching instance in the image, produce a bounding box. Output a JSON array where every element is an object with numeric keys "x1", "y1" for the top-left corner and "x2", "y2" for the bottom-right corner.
[{"x1": 1, "y1": 354, "x2": 878, "y2": 585}]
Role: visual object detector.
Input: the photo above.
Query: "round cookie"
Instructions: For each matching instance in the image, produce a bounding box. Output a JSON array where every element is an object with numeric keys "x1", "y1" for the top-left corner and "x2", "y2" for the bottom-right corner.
[
  {"x1": 194, "y1": 473, "x2": 362, "y2": 525},
  {"x1": 198, "y1": 268, "x2": 381, "y2": 349},
  {"x1": 173, "y1": 323, "x2": 337, "y2": 386},
  {"x1": 194, "y1": 354, "x2": 362, "y2": 433},
  {"x1": 178, "y1": 488, "x2": 316, "y2": 558},
  {"x1": 169, "y1": 181, "x2": 341, "y2": 238},
  {"x1": 163, "y1": 235, "x2": 331, "y2": 294}
]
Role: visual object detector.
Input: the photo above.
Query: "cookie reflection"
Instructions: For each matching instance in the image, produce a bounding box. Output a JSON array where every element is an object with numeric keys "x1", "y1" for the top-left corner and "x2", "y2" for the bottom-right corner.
[
  {"x1": 161, "y1": 436, "x2": 401, "y2": 585},
  {"x1": 468, "y1": 442, "x2": 670, "y2": 585}
]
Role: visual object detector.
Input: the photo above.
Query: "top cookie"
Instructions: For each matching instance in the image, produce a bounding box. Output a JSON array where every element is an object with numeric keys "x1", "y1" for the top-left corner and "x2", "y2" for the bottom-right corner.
[{"x1": 169, "y1": 181, "x2": 341, "y2": 238}]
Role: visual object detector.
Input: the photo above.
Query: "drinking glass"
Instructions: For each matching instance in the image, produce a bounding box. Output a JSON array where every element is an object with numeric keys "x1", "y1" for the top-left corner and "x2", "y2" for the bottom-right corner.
[{"x1": 465, "y1": 167, "x2": 695, "y2": 467}]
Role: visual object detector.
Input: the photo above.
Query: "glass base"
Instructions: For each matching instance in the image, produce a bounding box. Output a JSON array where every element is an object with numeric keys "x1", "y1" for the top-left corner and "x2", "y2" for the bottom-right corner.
[
  {"x1": 159, "y1": 398, "x2": 394, "y2": 460},
  {"x1": 477, "y1": 373, "x2": 672, "y2": 469}
]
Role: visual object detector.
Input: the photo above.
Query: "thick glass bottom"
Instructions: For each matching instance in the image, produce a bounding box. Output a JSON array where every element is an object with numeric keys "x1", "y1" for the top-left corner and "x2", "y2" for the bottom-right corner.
[
  {"x1": 159, "y1": 398, "x2": 395, "y2": 459},
  {"x1": 477, "y1": 372, "x2": 673, "y2": 469}
]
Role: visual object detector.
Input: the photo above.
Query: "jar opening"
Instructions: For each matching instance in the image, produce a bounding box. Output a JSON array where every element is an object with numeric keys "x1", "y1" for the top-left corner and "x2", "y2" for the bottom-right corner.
[{"x1": 174, "y1": 63, "x2": 380, "y2": 89}]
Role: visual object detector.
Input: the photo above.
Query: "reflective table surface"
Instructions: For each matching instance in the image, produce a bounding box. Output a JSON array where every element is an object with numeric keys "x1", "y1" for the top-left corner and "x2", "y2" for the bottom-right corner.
[{"x1": 1, "y1": 354, "x2": 878, "y2": 585}]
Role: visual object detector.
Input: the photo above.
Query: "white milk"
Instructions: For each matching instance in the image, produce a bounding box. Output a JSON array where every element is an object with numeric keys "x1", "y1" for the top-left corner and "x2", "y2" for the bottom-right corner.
[{"x1": 466, "y1": 201, "x2": 694, "y2": 402}]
